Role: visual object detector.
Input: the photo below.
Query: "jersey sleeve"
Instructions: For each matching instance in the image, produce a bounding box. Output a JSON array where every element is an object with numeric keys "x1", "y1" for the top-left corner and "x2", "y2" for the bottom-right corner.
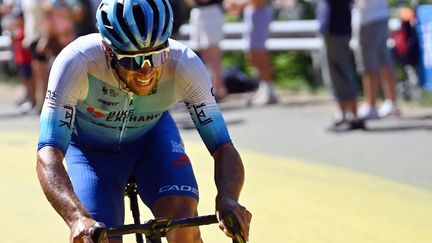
[
  {"x1": 38, "y1": 47, "x2": 88, "y2": 154},
  {"x1": 175, "y1": 47, "x2": 232, "y2": 154}
]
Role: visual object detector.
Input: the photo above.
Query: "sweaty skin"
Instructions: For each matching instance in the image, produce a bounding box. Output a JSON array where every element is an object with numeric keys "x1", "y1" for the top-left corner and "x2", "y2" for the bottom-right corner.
[
  {"x1": 36, "y1": 146, "x2": 109, "y2": 243},
  {"x1": 214, "y1": 143, "x2": 251, "y2": 241},
  {"x1": 111, "y1": 43, "x2": 165, "y2": 96},
  {"x1": 115, "y1": 63, "x2": 164, "y2": 96}
]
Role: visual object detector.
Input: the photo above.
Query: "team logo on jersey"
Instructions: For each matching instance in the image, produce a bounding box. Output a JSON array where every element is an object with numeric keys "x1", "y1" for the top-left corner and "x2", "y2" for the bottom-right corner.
[
  {"x1": 45, "y1": 90, "x2": 57, "y2": 101},
  {"x1": 86, "y1": 106, "x2": 105, "y2": 118},
  {"x1": 106, "y1": 111, "x2": 162, "y2": 122},
  {"x1": 59, "y1": 105, "x2": 74, "y2": 129},
  {"x1": 191, "y1": 103, "x2": 213, "y2": 126},
  {"x1": 159, "y1": 185, "x2": 198, "y2": 196},
  {"x1": 86, "y1": 106, "x2": 163, "y2": 125},
  {"x1": 97, "y1": 98, "x2": 120, "y2": 106},
  {"x1": 171, "y1": 140, "x2": 185, "y2": 153},
  {"x1": 102, "y1": 86, "x2": 119, "y2": 97},
  {"x1": 173, "y1": 155, "x2": 191, "y2": 166}
]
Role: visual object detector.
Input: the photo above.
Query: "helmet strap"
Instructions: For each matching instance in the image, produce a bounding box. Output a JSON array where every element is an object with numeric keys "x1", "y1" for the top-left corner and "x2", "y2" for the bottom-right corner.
[{"x1": 102, "y1": 41, "x2": 132, "y2": 93}]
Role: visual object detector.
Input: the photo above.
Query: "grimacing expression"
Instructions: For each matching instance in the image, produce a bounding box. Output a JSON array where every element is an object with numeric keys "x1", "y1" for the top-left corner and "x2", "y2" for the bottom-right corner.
[
  {"x1": 116, "y1": 63, "x2": 164, "y2": 96},
  {"x1": 112, "y1": 42, "x2": 170, "y2": 96}
]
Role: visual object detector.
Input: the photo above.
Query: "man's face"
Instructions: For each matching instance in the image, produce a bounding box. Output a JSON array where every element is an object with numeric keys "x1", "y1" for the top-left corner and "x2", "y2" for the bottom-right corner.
[
  {"x1": 112, "y1": 42, "x2": 169, "y2": 96},
  {"x1": 116, "y1": 62, "x2": 164, "y2": 96}
]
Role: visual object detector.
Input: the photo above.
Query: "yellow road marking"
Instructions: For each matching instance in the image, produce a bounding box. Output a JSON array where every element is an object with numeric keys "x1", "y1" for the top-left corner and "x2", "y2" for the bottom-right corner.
[{"x1": 1, "y1": 132, "x2": 431, "y2": 242}]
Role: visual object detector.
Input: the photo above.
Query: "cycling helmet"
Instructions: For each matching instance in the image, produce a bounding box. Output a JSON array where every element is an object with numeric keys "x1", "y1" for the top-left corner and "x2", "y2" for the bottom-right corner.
[{"x1": 96, "y1": 0, "x2": 173, "y2": 53}]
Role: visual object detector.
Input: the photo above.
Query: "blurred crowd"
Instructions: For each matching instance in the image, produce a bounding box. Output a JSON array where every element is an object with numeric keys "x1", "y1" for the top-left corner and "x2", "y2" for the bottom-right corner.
[
  {"x1": 0, "y1": 0, "x2": 431, "y2": 132},
  {"x1": 0, "y1": 0, "x2": 99, "y2": 114}
]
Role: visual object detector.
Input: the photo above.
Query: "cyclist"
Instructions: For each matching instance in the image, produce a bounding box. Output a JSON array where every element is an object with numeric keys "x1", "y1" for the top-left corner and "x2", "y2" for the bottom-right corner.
[{"x1": 36, "y1": 0, "x2": 252, "y2": 242}]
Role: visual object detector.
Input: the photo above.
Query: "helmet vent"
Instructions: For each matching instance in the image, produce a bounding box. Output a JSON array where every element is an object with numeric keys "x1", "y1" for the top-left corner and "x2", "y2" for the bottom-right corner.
[
  {"x1": 161, "y1": 0, "x2": 170, "y2": 35},
  {"x1": 117, "y1": 3, "x2": 139, "y2": 48},
  {"x1": 133, "y1": 4, "x2": 146, "y2": 41},
  {"x1": 147, "y1": 0, "x2": 159, "y2": 46},
  {"x1": 102, "y1": 11, "x2": 123, "y2": 45}
]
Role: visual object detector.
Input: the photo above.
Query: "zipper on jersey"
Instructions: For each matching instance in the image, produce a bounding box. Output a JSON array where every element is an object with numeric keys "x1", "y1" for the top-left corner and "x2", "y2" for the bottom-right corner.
[{"x1": 118, "y1": 92, "x2": 134, "y2": 149}]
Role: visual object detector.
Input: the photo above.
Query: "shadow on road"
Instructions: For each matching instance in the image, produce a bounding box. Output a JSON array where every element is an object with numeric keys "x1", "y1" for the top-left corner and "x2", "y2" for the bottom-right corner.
[
  {"x1": 177, "y1": 118, "x2": 245, "y2": 130},
  {"x1": 399, "y1": 114, "x2": 432, "y2": 121},
  {"x1": 365, "y1": 124, "x2": 432, "y2": 132},
  {"x1": 279, "y1": 99, "x2": 331, "y2": 108},
  {"x1": 359, "y1": 113, "x2": 432, "y2": 133},
  {"x1": 0, "y1": 111, "x2": 26, "y2": 120}
]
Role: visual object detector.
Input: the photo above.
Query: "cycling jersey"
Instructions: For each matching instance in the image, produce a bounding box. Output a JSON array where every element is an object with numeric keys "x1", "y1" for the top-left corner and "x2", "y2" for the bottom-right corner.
[
  {"x1": 38, "y1": 33, "x2": 231, "y2": 154},
  {"x1": 65, "y1": 112, "x2": 199, "y2": 228}
]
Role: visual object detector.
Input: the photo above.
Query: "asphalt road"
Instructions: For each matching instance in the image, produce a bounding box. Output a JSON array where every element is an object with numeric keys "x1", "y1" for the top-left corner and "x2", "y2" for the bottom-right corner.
[
  {"x1": 1, "y1": 84, "x2": 431, "y2": 190},
  {"x1": 173, "y1": 92, "x2": 432, "y2": 191}
]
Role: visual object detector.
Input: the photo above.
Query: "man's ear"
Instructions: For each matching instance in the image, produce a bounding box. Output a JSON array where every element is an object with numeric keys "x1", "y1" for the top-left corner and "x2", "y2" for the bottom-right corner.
[
  {"x1": 102, "y1": 41, "x2": 118, "y2": 69},
  {"x1": 102, "y1": 41, "x2": 115, "y2": 58}
]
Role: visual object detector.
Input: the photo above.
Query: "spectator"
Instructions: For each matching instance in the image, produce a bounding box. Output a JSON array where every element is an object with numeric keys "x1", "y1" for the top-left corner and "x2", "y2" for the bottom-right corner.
[
  {"x1": 48, "y1": 0, "x2": 98, "y2": 38},
  {"x1": 316, "y1": 0, "x2": 364, "y2": 131},
  {"x1": 352, "y1": 0, "x2": 400, "y2": 119},
  {"x1": 0, "y1": 1, "x2": 10, "y2": 34},
  {"x1": 225, "y1": 0, "x2": 277, "y2": 106},
  {"x1": 186, "y1": 0, "x2": 227, "y2": 101},
  {"x1": 64, "y1": 0, "x2": 98, "y2": 37},
  {"x1": 21, "y1": 0, "x2": 50, "y2": 113},
  {"x1": 89, "y1": 0, "x2": 100, "y2": 19},
  {"x1": 10, "y1": 8, "x2": 37, "y2": 114},
  {"x1": 39, "y1": 1, "x2": 75, "y2": 57}
]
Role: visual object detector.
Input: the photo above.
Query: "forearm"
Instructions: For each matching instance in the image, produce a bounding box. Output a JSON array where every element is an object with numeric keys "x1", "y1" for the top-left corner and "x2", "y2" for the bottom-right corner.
[
  {"x1": 36, "y1": 146, "x2": 90, "y2": 227},
  {"x1": 213, "y1": 143, "x2": 244, "y2": 202}
]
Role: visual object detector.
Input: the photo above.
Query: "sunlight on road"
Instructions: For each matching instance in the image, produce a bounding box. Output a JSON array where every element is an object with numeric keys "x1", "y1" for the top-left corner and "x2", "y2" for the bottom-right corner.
[{"x1": 0, "y1": 132, "x2": 431, "y2": 243}]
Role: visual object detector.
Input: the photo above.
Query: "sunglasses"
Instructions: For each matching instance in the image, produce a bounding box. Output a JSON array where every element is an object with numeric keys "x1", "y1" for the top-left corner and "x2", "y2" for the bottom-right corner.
[{"x1": 114, "y1": 45, "x2": 170, "y2": 71}]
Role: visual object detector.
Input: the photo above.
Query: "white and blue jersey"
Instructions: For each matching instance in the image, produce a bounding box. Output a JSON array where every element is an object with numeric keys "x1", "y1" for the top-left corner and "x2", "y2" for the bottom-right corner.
[
  {"x1": 37, "y1": 34, "x2": 232, "y2": 229},
  {"x1": 38, "y1": 34, "x2": 231, "y2": 154}
]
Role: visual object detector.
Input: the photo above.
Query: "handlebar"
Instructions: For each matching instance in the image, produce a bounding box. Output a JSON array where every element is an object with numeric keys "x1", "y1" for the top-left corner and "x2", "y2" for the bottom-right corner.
[
  {"x1": 221, "y1": 209, "x2": 246, "y2": 243},
  {"x1": 91, "y1": 213, "x2": 245, "y2": 243}
]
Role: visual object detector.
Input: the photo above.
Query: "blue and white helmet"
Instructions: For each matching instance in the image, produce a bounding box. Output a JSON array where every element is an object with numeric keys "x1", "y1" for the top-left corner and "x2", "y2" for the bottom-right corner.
[{"x1": 96, "y1": 0, "x2": 173, "y2": 53}]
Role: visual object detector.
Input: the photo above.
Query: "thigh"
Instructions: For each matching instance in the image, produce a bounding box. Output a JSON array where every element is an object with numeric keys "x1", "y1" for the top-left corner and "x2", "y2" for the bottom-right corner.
[
  {"x1": 325, "y1": 35, "x2": 358, "y2": 101},
  {"x1": 374, "y1": 20, "x2": 393, "y2": 67},
  {"x1": 65, "y1": 142, "x2": 137, "y2": 228},
  {"x1": 153, "y1": 196, "x2": 201, "y2": 242},
  {"x1": 189, "y1": 8, "x2": 201, "y2": 46},
  {"x1": 134, "y1": 112, "x2": 199, "y2": 209},
  {"x1": 17, "y1": 64, "x2": 33, "y2": 80},
  {"x1": 202, "y1": 6, "x2": 224, "y2": 44},
  {"x1": 153, "y1": 195, "x2": 199, "y2": 218},
  {"x1": 244, "y1": 5, "x2": 272, "y2": 51},
  {"x1": 29, "y1": 39, "x2": 47, "y2": 61},
  {"x1": 196, "y1": 5, "x2": 223, "y2": 49},
  {"x1": 359, "y1": 21, "x2": 386, "y2": 72}
]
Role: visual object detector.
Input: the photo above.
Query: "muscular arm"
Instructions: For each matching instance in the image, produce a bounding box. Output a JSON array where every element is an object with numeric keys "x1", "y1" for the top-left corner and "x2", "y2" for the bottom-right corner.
[
  {"x1": 177, "y1": 43, "x2": 251, "y2": 237},
  {"x1": 213, "y1": 143, "x2": 244, "y2": 203},
  {"x1": 36, "y1": 146, "x2": 90, "y2": 227},
  {"x1": 213, "y1": 143, "x2": 251, "y2": 241}
]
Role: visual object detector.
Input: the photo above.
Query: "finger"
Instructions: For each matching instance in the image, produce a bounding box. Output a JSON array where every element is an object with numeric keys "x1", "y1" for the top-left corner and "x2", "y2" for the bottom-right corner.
[
  {"x1": 71, "y1": 235, "x2": 84, "y2": 243},
  {"x1": 245, "y1": 210, "x2": 252, "y2": 241},
  {"x1": 71, "y1": 231, "x2": 86, "y2": 243},
  {"x1": 82, "y1": 235, "x2": 92, "y2": 243},
  {"x1": 232, "y1": 207, "x2": 251, "y2": 241},
  {"x1": 219, "y1": 219, "x2": 233, "y2": 238}
]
